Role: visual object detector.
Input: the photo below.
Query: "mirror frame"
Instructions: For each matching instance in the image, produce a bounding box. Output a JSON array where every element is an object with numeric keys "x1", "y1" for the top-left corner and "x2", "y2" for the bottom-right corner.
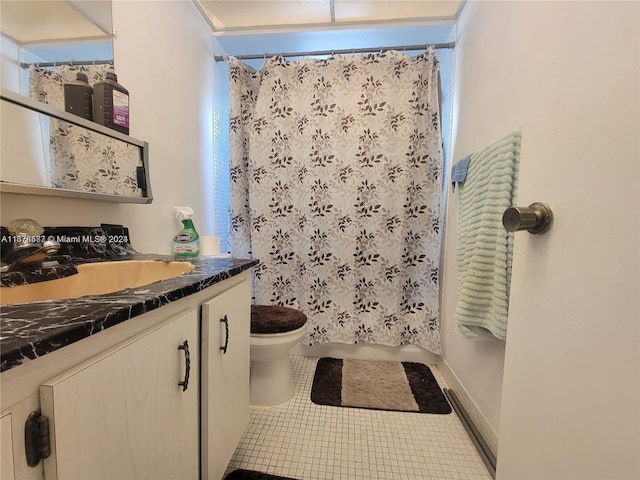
[{"x1": 0, "y1": 88, "x2": 152, "y2": 204}]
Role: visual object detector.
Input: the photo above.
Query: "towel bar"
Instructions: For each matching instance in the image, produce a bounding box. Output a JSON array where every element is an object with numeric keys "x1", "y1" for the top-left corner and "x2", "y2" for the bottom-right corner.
[{"x1": 502, "y1": 202, "x2": 553, "y2": 234}]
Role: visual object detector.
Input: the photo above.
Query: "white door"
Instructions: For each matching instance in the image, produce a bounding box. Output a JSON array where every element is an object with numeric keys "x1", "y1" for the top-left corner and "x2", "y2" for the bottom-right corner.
[
  {"x1": 475, "y1": 3, "x2": 640, "y2": 479},
  {"x1": 40, "y1": 309, "x2": 199, "y2": 480},
  {"x1": 451, "y1": 1, "x2": 639, "y2": 478}
]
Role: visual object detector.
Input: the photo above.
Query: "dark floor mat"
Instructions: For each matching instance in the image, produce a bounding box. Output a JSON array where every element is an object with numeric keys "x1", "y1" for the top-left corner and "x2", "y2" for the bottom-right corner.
[
  {"x1": 311, "y1": 357, "x2": 452, "y2": 414},
  {"x1": 225, "y1": 469, "x2": 298, "y2": 480}
]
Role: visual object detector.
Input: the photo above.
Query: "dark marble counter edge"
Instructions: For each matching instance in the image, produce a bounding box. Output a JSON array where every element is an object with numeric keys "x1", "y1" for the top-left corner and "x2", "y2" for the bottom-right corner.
[
  {"x1": 0, "y1": 261, "x2": 78, "y2": 287},
  {"x1": 0, "y1": 255, "x2": 258, "y2": 373}
]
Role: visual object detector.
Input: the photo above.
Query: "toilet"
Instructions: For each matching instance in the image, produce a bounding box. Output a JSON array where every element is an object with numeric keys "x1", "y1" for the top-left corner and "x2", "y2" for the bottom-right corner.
[{"x1": 250, "y1": 304, "x2": 307, "y2": 406}]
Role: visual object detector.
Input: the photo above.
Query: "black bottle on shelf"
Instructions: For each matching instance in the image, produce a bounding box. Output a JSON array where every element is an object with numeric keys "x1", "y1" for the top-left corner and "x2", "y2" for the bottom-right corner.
[
  {"x1": 93, "y1": 72, "x2": 129, "y2": 135},
  {"x1": 63, "y1": 72, "x2": 93, "y2": 120}
]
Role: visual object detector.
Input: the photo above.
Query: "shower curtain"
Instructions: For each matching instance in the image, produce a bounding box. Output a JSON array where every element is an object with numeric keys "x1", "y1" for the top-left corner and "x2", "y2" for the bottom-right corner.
[
  {"x1": 28, "y1": 64, "x2": 142, "y2": 196},
  {"x1": 229, "y1": 50, "x2": 444, "y2": 353}
]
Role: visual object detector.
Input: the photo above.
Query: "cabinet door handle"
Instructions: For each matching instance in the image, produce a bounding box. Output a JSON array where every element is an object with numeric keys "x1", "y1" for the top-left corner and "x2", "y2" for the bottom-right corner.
[
  {"x1": 220, "y1": 315, "x2": 229, "y2": 354},
  {"x1": 178, "y1": 340, "x2": 190, "y2": 391}
]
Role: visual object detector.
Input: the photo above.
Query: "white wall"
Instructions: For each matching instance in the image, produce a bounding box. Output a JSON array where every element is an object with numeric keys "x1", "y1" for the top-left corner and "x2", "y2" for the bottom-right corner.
[
  {"x1": 442, "y1": 1, "x2": 639, "y2": 477},
  {"x1": 0, "y1": 34, "x2": 20, "y2": 92},
  {"x1": 1, "y1": 1, "x2": 215, "y2": 255}
]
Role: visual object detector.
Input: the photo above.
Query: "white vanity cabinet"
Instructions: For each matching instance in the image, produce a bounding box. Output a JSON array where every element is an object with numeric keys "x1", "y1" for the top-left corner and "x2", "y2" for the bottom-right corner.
[
  {"x1": 201, "y1": 279, "x2": 251, "y2": 480},
  {"x1": 0, "y1": 270, "x2": 252, "y2": 480},
  {"x1": 40, "y1": 308, "x2": 199, "y2": 480},
  {"x1": 1, "y1": 413, "x2": 16, "y2": 480}
]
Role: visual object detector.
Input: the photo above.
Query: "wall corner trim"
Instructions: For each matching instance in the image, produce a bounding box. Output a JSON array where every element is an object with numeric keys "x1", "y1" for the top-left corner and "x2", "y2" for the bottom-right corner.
[{"x1": 437, "y1": 357, "x2": 499, "y2": 456}]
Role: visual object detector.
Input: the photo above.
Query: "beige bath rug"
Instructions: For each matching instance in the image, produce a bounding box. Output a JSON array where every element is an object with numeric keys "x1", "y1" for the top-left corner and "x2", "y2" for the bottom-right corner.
[{"x1": 310, "y1": 357, "x2": 451, "y2": 414}]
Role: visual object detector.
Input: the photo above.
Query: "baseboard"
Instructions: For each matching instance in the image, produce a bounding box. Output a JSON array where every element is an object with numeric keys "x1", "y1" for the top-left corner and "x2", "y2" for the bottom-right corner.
[
  {"x1": 436, "y1": 358, "x2": 499, "y2": 457},
  {"x1": 291, "y1": 342, "x2": 439, "y2": 364},
  {"x1": 444, "y1": 388, "x2": 496, "y2": 478}
]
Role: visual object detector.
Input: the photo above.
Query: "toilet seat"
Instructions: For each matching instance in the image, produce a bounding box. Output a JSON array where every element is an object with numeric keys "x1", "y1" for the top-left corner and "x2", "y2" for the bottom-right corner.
[{"x1": 250, "y1": 304, "x2": 307, "y2": 334}]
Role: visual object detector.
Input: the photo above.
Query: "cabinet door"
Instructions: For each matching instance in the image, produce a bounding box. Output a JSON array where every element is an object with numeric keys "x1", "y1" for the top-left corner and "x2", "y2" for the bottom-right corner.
[
  {"x1": 40, "y1": 309, "x2": 199, "y2": 480},
  {"x1": 1, "y1": 413, "x2": 15, "y2": 480},
  {"x1": 201, "y1": 279, "x2": 251, "y2": 479}
]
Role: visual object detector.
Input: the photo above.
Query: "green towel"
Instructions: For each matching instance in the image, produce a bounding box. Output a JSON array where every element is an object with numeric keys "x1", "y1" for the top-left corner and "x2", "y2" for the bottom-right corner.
[{"x1": 454, "y1": 130, "x2": 521, "y2": 341}]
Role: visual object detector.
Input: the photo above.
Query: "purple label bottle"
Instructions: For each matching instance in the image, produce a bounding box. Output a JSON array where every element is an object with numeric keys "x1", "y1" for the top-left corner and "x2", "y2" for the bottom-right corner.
[{"x1": 93, "y1": 72, "x2": 129, "y2": 135}]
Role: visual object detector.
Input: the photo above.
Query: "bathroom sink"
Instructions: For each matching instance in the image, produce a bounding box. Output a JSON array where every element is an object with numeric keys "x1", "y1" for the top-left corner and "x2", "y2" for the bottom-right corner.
[{"x1": 0, "y1": 260, "x2": 195, "y2": 305}]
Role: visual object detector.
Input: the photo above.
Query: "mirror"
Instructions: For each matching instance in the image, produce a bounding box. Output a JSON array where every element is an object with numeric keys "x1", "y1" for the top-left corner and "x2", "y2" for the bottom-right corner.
[
  {"x1": 0, "y1": 89, "x2": 152, "y2": 203},
  {"x1": 1, "y1": 0, "x2": 113, "y2": 97},
  {"x1": 0, "y1": 2, "x2": 152, "y2": 204}
]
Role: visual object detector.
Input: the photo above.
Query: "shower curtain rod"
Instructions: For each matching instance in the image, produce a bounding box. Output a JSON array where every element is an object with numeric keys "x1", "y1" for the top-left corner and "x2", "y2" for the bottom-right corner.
[
  {"x1": 20, "y1": 59, "x2": 113, "y2": 68},
  {"x1": 214, "y1": 41, "x2": 455, "y2": 62}
]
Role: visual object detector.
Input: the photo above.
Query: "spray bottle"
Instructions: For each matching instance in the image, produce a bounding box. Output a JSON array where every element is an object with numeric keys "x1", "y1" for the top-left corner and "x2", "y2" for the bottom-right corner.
[{"x1": 172, "y1": 207, "x2": 199, "y2": 257}]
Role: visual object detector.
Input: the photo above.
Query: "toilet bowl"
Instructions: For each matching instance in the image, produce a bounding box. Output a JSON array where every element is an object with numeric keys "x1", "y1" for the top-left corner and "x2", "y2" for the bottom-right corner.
[{"x1": 250, "y1": 305, "x2": 307, "y2": 406}]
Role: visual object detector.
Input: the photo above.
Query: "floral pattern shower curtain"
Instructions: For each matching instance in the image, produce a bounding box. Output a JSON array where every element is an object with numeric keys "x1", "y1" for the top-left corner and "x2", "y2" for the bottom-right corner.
[
  {"x1": 229, "y1": 50, "x2": 443, "y2": 353},
  {"x1": 28, "y1": 65, "x2": 143, "y2": 197}
]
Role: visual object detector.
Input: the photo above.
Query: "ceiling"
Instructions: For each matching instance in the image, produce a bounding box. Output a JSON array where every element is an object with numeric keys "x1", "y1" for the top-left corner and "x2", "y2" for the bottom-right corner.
[
  {"x1": 0, "y1": 0, "x2": 112, "y2": 44},
  {"x1": 196, "y1": 0, "x2": 463, "y2": 33},
  {"x1": 0, "y1": 1, "x2": 461, "y2": 44},
  {"x1": 0, "y1": 1, "x2": 459, "y2": 64}
]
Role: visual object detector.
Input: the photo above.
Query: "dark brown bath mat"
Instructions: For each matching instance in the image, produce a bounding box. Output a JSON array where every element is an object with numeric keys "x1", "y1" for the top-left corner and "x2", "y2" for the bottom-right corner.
[
  {"x1": 311, "y1": 357, "x2": 452, "y2": 414},
  {"x1": 225, "y1": 469, "x2": 298, "y2": 480}
]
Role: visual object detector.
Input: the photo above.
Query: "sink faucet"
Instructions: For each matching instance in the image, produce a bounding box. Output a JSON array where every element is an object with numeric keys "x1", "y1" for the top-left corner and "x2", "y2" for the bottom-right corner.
[
  {"x1": 2, "y1": 241, "x2": 61, "y2": 272},
  {"x1": 0, "y1": 219, "x2": 61, "y2": 272}
]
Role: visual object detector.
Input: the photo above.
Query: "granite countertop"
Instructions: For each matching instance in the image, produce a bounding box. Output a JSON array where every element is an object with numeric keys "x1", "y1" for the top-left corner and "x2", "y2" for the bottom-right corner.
[{"x1": 0, "y1": 255, "x2": 258, "y2": 373}]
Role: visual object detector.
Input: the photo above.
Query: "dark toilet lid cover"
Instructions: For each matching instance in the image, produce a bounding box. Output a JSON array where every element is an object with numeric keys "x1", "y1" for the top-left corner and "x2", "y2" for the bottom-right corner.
[{"x1": 250, "y1": 305, "x2": 308, "y2": 334}]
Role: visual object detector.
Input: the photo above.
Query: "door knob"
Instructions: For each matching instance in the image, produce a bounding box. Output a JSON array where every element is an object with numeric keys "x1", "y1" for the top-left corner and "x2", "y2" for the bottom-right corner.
[{"x1": 502, "y1": 202, "x2": 553, "y2": 234}]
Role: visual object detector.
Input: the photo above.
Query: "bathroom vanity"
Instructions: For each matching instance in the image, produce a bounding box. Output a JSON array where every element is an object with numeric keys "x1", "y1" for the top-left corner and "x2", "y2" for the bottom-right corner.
[{"x1": 0, "y1": 255, "x2": 257, "y2": 480}]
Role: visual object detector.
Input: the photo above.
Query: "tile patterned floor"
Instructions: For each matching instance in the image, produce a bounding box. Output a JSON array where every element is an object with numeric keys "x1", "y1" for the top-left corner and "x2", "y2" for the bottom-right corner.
[{"x1": 225, "y1": 356, "x2": 492, "y2": 480}]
